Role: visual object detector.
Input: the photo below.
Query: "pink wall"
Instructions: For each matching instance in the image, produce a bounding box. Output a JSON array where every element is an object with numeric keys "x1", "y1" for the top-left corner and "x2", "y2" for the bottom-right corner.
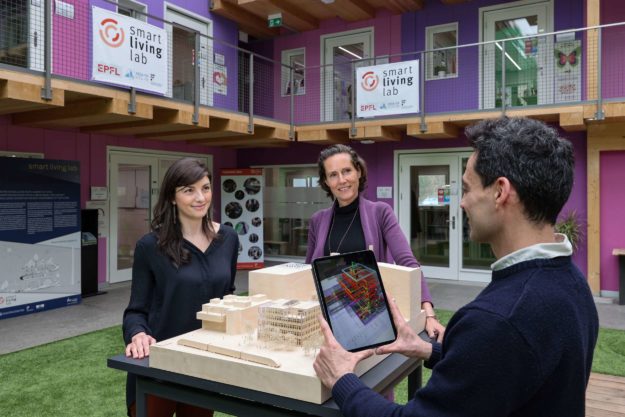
[
  {"x1": 0, "y1": 116, "x2": 236, "y2": 284},
  {"x1": 600, "y1": 0, "x2": 625, "y2": 100},
  {"x1": 53, "y1": 0, "x2": 90, "y2": 79},
  {"x1": 272, "y1": 10, "x2": 402, "y2": 123},
  {"x1": 600, "y1": 151, "x2": 625, "y2": 293}
]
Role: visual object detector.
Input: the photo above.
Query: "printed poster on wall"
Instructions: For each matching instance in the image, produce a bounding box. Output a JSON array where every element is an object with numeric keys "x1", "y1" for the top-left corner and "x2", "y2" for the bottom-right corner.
[
  {"x1": 221, "y1": 169, "x2": 264, "y2": 269},
  {"x1": 356, "y1": 60, "x2": 419, "y2": 118},
  {"x1": 92, "y1": 6, "x2": 168, "y2": 94},
  {"x1": 554, "y1": 40, "x2": 581, "y2": 103},
  {"x1": 0, "y1": 158, "x2": 81, "y2": 320}
]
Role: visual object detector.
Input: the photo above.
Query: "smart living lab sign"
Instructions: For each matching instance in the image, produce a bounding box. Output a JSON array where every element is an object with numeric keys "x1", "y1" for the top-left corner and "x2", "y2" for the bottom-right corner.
[
  {"x1": 356, "y1": 60, "x2": 419, "y2": 118},
  {"x1": 92, "y1": 6, "x2": 168, "y2": 94}
]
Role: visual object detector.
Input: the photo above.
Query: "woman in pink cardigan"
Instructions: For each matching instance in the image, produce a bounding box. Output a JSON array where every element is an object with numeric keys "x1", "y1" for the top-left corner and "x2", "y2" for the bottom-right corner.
[{"x1": 305, "y1": 144, "x2": 445, "y2": 341}]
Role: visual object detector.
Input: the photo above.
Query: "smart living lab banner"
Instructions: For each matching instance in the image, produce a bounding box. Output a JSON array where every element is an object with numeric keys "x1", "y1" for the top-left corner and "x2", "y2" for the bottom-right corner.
[
  {"x1": 92, "y1": 6, "x2": 168, "y2": 94},
  {"x1": 221, "y1": 169, "x2": 264, "y2": 270},
  {"x1": 0, "y1": 158, "x2": 81, "y2": 320},
  {"x1": 356, "y1": 60, "x2": 420, "y2": 118}
]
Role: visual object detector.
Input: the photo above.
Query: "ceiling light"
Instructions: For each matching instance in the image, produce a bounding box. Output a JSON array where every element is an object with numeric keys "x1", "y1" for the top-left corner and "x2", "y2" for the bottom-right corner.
[
  {"x1": 321, "y1": 0, "x2": 335, "y2": 3},
  {"x1": 338, "y1": 46, "x2": 362, "y2": 60},
  {"x1": 495, "y1": 42, "x2": 522, "y2": 71}
]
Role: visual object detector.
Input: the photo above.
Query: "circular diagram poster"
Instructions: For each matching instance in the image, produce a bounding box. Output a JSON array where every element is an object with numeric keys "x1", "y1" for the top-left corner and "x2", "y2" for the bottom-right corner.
[{"x1": 221, "y1": 168, "x2": 264, "y2": 269}]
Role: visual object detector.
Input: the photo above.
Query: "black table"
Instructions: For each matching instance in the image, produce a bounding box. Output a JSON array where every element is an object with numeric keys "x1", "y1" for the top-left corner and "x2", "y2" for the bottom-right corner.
[{"x1": 108, "y1": 353, "x2": 422, "y2": 417}]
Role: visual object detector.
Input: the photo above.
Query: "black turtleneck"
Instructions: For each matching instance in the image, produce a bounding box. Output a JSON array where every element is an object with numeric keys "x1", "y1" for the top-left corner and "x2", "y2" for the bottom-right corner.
[{"x1": 324, "y1": 197, "x2": 365, "y2": 256}]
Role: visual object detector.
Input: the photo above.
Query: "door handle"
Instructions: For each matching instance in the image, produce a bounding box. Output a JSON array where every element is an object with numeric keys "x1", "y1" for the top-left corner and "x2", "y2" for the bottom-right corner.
[{"x1": 446, "y1": 216, "x2": 456, "y2": 230}]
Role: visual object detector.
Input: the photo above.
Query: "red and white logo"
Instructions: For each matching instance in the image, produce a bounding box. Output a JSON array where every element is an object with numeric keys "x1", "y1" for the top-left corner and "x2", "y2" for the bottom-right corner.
[
  {"x1": 361, "y1": 71, "x2": 379, "y2": 91},
  {"x1": 99, "y1": 18, "x2": 125, "y2": 48}
]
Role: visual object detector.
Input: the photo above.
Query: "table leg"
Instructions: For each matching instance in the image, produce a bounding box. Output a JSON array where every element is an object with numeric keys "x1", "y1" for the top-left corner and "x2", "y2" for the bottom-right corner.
[
  {"x1": 407, "y1": 362, "x2": 423, "y2": 399},
  {"x1": 136, "y1": 377, "x2": 147, "y2": 417}
]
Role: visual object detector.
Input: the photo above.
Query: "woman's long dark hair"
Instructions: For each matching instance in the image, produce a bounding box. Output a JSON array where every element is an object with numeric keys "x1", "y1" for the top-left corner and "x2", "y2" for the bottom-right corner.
[{"x1": 151, "y1": 158, "x2": 216, "y2": 266}]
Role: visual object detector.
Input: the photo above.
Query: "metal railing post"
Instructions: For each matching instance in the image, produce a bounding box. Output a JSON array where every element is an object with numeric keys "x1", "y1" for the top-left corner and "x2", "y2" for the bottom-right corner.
[
  {"x1": 289, "y1": 66, "x2": 295, "y2": 140},
  {"x1": 248, "y1": 54, "x2": 254, "y2": 133},
  {"x1": 595, "y1": 28, "x2": 605, "y2": 120},
  {"x1": 41, "y1": 0, "x2": 52, "y2": 100},
  {"x1": 420, "y1": 52, "x2": 427, "y2": 133},
  {"x1": 192, "y1": 31, "x2": 200, "y2": 124},
  {"x1": 500, "y1": 40, "x2": 507, "y2": 115},
  {"x1": 128, "y1": 8, "x2": 137, "y2": 114},
  {"x1": 350, "y1": 62, "x2": 357, "y2": 137}
]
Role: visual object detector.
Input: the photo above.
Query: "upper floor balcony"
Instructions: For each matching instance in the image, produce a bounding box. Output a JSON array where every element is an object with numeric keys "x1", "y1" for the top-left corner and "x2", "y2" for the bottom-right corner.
[{"x1": 0, "y1": 0, "x2": 623, "y2": 147}]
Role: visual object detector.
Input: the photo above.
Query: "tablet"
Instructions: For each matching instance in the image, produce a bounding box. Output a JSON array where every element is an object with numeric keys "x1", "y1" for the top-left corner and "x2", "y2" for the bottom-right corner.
[{"x1": 311, "y1": 250, "x2": 397, "y2": 352}]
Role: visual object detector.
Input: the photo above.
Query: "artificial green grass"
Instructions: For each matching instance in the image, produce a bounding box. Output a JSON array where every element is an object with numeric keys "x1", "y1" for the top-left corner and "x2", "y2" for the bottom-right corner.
[
  {"x1": 0, "y1": 325, "x2": 127, "y2": 417},
  {"x1": 1, "y1": 309, "x2": 622, "y2": 416}
]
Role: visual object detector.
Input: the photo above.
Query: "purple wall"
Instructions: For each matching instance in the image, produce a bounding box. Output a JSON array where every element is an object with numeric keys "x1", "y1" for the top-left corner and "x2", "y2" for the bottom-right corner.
[
  {"x1": 0, "y1": 115, "x2": 236, "y2": 284},
  {"x1": 270, "y1": 10, "x2": 402, "y2": 123},
  {"x1": 401, "y1": 0, "x2": 584, "y2": 113},
  {"x1": 53, "y1": 0, "x2": 90, "y2": 79},
  {"x1": 601, "y1": 0, "x2": 625, "y2": 100},
  {"x1": 600, "y1": 151, "x2": 625, "y2": 292},
  {"x1": 559, "y1": 131, "x2": 587, "y2": 275},
  {"x1": 53, "y1": 1, "x2": 240, "y2": 111}
]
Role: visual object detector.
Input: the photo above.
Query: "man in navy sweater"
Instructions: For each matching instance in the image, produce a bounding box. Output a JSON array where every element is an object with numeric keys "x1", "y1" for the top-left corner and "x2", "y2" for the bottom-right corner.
[{"x1": 313, "y1": 117, "x2": 599, "y2": 417}]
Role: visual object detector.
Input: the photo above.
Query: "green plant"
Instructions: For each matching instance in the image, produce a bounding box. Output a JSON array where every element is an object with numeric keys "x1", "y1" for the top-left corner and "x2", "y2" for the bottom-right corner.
[{"x1": 555, "y1": 210, "x2": 585, "y2": 252}]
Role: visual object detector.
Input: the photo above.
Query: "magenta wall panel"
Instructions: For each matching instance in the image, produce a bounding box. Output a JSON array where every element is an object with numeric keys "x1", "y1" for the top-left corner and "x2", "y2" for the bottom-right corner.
[
  {"x1": 600, "y1": 151, "x2": 625, "y2": 292},
  {"x1": 53, "y1": 0, "x2": 90, "y2": 79}
]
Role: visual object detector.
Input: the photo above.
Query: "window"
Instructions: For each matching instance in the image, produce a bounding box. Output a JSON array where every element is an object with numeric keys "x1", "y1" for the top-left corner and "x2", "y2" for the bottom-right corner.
[
  {"x1": 262, "y1": 166, "x2": 326, "y2": 258},
  {"x1": 426, "y1": 23, "x2": 458, "y2": 80},
  {"x1": 281, "y1": 48, "x2": 305, "y2": 96},
  {"x1": 117, "y1": 0, "x2": 147, "y2": 22}
]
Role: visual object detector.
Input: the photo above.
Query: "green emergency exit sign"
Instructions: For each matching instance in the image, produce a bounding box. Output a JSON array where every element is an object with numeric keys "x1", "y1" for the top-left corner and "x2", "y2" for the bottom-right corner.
[{"x1": 268, "y1": 13, "x2": 282, "y2": 28}]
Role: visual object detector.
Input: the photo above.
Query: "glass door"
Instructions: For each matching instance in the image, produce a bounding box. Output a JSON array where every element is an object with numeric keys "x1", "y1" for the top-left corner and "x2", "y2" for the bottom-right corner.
[
  {"x1": 482, "y1": 2, "x2": 552, "y2": 109},
  {"x1": 108, "y1": 152, "x2": 209, "y2": 283},
  {"x1": 398, "y1": 153, "x2": 492, "y2": 282},
  {"x1": 109, "y1": 154, "x2": 157, "y2": 283},
  {"x1": 398, "y1": 155, "x2": 460, "y2": 280},
  {"x1": 460, "y1": 157, "x2": 496, "y2": 275},
  {"x1": 322, "y1": 30, "x2": 373, "y2": 121},
  {"x1": 165, "y1": 8, "x2": 213, "y2": 106}
]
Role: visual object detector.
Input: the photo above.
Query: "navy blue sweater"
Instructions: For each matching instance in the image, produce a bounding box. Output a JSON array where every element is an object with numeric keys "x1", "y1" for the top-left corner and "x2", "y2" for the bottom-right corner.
[
  {"x1": 333, "y1": 256, "x2": 599, "y2": 417},
  {"x1": 122, "y1": 226, "x2": 238, "y2": 409}
]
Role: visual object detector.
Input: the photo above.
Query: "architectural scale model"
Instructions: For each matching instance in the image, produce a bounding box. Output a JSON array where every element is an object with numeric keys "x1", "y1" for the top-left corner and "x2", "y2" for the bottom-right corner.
[
  {"x1": 197, "y1": 293, "x2": 270, "y2": 334},
  {"x1": 149, "y1": 261, "x2": 425, "y2": 404},
  {"x1": 257, "y1": 299, "x2": 321, "y2": 348}
]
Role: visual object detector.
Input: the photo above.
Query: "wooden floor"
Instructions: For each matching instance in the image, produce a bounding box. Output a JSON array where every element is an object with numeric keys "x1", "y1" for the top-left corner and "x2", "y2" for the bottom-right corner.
[{"x1": 586, "y1": 373, "x2": 625, "y2": 416}]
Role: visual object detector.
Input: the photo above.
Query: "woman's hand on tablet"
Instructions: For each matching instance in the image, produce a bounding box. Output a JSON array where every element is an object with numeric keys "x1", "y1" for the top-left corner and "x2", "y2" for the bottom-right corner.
[
  {"x1": 374, "y1": 298, "x2": 433, "y2": 360},
  {"x1": 313, "y1": 315, "x2": 374, "y2": 389}
]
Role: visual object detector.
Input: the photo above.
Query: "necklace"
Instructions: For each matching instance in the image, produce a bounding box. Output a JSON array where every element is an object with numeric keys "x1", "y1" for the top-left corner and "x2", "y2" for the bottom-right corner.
[{"x1": 327, "y1": 205, "x2": 359, "y2": 255}]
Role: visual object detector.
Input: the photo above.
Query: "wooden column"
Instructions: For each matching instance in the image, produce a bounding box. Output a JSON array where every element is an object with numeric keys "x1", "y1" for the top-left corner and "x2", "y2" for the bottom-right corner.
[
  {"x1": 586, "y1": 123, "x2": 625, "y2": 295},
  {"x1": 586, "y1": 0, "x2": 600, "y2": 101}
]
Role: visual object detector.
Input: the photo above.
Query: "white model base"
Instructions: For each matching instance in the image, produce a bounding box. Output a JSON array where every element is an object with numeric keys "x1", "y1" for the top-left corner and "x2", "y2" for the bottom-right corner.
[{"x1": 149, "y1": 311, "x2": 425, "y2": 404}]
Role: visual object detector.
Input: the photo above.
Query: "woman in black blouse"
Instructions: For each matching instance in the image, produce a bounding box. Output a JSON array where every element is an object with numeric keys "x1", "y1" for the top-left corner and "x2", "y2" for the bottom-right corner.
[{"x1": 122, "y1": 157, "x2": 239, "y2": 417}]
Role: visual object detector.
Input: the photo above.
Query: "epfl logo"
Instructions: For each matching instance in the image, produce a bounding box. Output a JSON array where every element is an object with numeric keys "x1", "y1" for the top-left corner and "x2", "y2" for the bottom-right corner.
[
  {"x1": 99, "y1": 18, "x2": 125, "y2": 48},
  {"x1": 361, "y1": 71, "x2": 379, "y2": 91}
]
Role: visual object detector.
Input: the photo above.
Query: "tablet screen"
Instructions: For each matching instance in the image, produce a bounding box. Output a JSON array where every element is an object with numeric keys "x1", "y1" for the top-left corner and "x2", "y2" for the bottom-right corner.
[{"x1": 311, "y1": 250, "x2": 397, "y2": 352}]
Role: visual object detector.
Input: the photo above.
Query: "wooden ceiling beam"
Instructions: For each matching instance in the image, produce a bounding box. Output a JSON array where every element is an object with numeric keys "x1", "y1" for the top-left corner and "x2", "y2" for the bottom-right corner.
[
  {"x1": 0, "y1": 80, "x2": 64, "y2": 115},
  {"x1": 211, "y1": 0, "x2": 279, "y2": 39},
  {"x1": 81, "y1": 108, "x2": 209, "y2": 135},
  {"x1": 137, "y1": 116, "x2": 249, "y2": 141},
  {"x1": 395, "y1": 0, "x2": 424, "y2": 11},
  {"x1": 12, "y1": 98, "x2": 152, "y2": 128},
  {"x1": 297, "y1": 128, "x2": 349, "y2": 144},
  {"x1": 407, "y1": 121, "x2": 460, "y2": 139},
  {"x1": 355, "y1": 125, "x2": 403, "y2": 141},
  {"x1": 332, "y1": 0, "x2": 375, "y2": 21}
]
